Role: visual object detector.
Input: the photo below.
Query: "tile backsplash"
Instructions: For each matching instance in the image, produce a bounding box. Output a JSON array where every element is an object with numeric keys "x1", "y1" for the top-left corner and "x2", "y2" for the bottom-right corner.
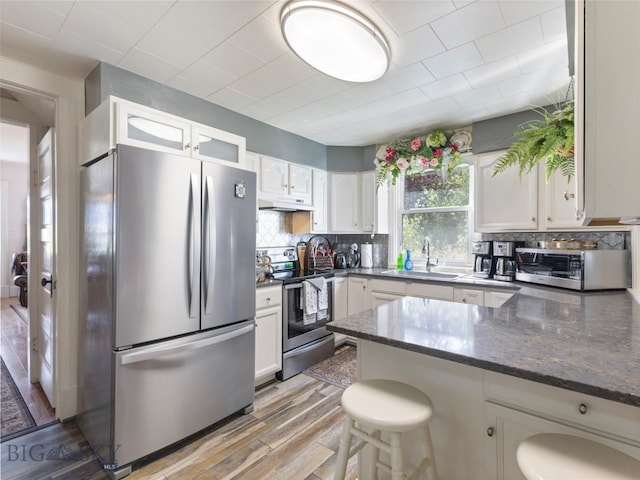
[
  {"x1": 257, "y1": 211, "x2": 389, "y2": 267},
  {"x1": 258, "y1": 211, "x2": 631, "y2": 269},
  {"x1": 481, "y1": 231, "x2": 630, "y2": 250}
]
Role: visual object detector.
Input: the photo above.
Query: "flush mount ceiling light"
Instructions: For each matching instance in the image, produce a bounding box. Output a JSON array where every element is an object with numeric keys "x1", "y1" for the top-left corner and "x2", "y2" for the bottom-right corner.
[{"x1": 280, "y1": 0, "x2": 390, "y2": 83}]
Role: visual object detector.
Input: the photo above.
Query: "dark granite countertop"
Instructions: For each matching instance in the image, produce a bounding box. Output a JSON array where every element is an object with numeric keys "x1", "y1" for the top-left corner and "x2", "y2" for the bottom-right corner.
[{"x1": 327, "y1": 286, "x2": 640, "y2": 407}]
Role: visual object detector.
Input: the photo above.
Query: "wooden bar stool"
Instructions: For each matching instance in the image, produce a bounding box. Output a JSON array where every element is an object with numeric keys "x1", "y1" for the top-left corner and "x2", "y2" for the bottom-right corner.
[
  {"x1": 334, "y1": 379, "x2": 437, "y2": 480},
  {"x1": 517, "y1": 433, "x2": 640, "y2": 480}
]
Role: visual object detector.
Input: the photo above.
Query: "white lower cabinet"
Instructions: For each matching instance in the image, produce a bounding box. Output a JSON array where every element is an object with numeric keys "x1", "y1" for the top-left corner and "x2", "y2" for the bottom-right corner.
[
  {"x1": 454, "y1": 287, "x2": 485, "y2": 305},
  {"x1": 485, "y1": 290, "x2": 514, "y2": 308},
  {"x1": 406, "y1": 282, "x2": 454, "y2": 301},
  {"x1": 254, "y1": 286, "x2": 282, "y2": 386},
  {"x1": 333, "y1": 277, "x2": 349, "y2": 346},
  {"x1": 347, "y1": 277, "x2": 370, "y2": 315},
  {"x1": 358, "y1": 340, "x2": 640, "y2": 480}
]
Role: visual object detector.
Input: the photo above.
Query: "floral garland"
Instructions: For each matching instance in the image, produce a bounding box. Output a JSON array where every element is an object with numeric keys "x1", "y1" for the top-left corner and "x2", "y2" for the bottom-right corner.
[{"x1": 374, "y1": 130, "x2": 464, "y2": 186}]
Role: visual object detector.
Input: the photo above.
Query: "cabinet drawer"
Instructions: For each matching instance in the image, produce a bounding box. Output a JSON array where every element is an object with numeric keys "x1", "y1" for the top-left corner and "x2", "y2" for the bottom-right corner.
[
  {"x1": 370, "y1": 279, "x2": 407, "y2": 295},
  {"x1": 256, "y1": 286, "x2": 282, "y2": 309},
  {"x1": 454, "y1": 288, "x2": 484, "y2": 305},
  {"x1": 484, "y1": 371, "x2": 640, "y2": 444},
  {"x1": 406, "y1": 282, "x2": 454, "y2": 301}
]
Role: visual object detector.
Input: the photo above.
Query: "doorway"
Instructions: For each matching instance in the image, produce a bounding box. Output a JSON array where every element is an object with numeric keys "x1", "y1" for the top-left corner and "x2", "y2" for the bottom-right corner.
[{"x1": 0, "y1": 88, "x2": 56, "y2": 438}]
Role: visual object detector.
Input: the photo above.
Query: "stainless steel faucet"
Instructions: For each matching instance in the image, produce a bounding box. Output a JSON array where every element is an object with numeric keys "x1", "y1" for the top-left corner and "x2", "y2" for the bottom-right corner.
[{"x1": 422, "y1": 238, "x2": 438, "y2": 272}]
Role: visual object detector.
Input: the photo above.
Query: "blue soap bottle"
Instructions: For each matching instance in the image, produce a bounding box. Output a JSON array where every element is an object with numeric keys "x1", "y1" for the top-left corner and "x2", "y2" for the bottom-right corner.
[{"x1": 404, "y1": 249, "x2": 413, "y2": 271}]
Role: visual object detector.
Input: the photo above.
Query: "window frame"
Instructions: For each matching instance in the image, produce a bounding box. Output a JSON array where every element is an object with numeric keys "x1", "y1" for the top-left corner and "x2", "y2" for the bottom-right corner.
[{"x1": 390, "y1": 161, "x2": 475, "y2": 267}]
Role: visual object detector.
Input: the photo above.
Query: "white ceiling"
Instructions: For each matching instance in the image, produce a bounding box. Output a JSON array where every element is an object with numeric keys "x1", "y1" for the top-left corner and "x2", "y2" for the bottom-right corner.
[{"x1": 0, "y1": 0, "x2": 571, "y2": 147}]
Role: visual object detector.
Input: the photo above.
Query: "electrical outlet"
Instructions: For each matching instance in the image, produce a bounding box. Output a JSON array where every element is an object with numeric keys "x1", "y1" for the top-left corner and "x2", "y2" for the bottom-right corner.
[{"x1": 31, "y1": 338, "x2": 38, "y2": 353}]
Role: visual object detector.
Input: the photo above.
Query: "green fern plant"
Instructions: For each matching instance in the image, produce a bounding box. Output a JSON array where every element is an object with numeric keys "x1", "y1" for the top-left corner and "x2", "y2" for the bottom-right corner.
[{"x1": 492, "y1": 101, "x2": 575, "y2": 182}]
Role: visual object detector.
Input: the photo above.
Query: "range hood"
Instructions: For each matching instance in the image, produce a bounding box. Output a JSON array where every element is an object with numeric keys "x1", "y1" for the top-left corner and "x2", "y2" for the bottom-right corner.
[{"x1": 258, "y1": 198, "x2": 314, "y2": 212}]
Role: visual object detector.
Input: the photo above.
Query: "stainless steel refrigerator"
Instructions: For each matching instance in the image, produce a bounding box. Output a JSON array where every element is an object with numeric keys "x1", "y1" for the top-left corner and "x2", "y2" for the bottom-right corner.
[{"x1": 77, "y1": 144, "x2": 256, "y2": 478}]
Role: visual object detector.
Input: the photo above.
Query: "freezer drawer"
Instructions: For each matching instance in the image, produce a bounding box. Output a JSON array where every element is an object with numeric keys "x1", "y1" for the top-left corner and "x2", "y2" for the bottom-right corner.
[{"x1": 111, "y1": 321, "x2": 255, "y2": 471}]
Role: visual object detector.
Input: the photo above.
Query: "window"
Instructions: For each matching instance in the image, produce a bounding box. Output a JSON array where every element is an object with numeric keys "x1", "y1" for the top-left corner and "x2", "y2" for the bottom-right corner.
[{"x1": 399, "y1": 164, "x2": 473, "y2": 265}]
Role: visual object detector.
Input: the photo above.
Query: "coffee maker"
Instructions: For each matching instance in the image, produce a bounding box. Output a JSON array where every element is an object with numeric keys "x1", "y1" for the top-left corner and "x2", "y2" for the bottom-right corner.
[
  {"x1": 472, "y1": 241, "x2": 493, "y2": 278},
  {"x1": 493, "y1": 241, "x2": 524, "y2": 282}
]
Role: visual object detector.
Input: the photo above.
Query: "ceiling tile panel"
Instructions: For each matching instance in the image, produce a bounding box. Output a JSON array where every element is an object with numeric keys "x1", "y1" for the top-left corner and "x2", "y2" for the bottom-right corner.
[
  {"x1": 201, "y1": 42, "x2": 266, "y2": 78},
  {"x1": 354, "y1": 88, "x2": 430, "y2": 119},
  {"x1": 118, "y1": 48, "x2": 182, "y2": 83},
  {"x1": 206, "y1": 87, "x2": 257, "y2": 112},
  {"x1": 165, "y1": 76, "x2": 213, "y2": 99},
  {"x1": 498, "y1": 0, "x2": 563, "y2": 26},
  {"x1": 419, "y1": 73, "x2": 472, "y2": 100},
  {"x1": 422, "y1": 41, "x2": 484, "y2": 79},
  {"x1": 383, "y1": 63, "x2": 436, "y2": 93},
  {"x1": 391, "y1": 24, "x2": 446, "y2": 68},
  {"x1": 135, "y1": 25, "x2": 211, "y2": 70},
  {"x1": 475, "y1": 17, "x2": 544, "y2": 64},
  {"x1": 540, "y1": 6, "x2": 568, "y2": 43},
  {"x1": 372, "y1": 1, "x2": 456, "y2": 36},
  {"x1": 431, "y1": 1, "x2": 505, "y2": 49},
  {"x1": 270, "y1": 83, "x2": 325, "y2": 107},
  {"x1": 228, "y1": 14, "x2": 288, "y2": 63},
  {"x1": 53, "y1": 29, "x2": 124, "y2": 66},
  {"x1": 178, "y1": 60, "x2": 236, "y2": 95},
  {"x1": 483, "y1": 93, "x2": 532, "y2": 115},
  {"x1": 248, "y1": 93, "x2": 298, "y2": 118},
  {"x1": 497, "y1": 69, "x2": 552, "y2": 98},
  {"x1": 0, "y1": 1, "x2": 66, "y2": 40},
  {"x1": 517, "y1": 39, "x2": 568, "y2": 74},
  {"x1": 83, "y1": 1, "x2": 173, "y2": 31},
  {"x1": 453, "y1": 84, "x2": 503, "y2": 107},
  {"x1": 463, "y1": 57, "x2": 521, "y2": 88}
]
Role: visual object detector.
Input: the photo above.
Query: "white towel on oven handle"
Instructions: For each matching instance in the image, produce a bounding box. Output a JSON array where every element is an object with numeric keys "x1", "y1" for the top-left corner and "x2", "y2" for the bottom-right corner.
[
  {"x1": 301, "y1": 280, "x2": 318, "y2": 325},
  {"x1": 306, "y1": 277, "x2": 328, "y2": 320}
]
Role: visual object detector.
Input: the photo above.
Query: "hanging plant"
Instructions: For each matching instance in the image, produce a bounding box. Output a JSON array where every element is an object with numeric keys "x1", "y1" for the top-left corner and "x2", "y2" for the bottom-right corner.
[
  {"x1": 374, "y1": 130, "x2": 466, "y2": 187},
  {"x1": 492, "y1": 101, "x2": 575, "y2": 182}
]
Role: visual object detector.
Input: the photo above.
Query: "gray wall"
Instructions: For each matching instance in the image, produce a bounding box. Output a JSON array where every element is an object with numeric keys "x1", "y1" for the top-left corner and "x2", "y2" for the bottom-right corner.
[
  {"x1": 86, "y1": 63, "x2": 333, "y2": 169},
  {"x1": 86, "y1": 62, "x2": 548, "y2": 169}
]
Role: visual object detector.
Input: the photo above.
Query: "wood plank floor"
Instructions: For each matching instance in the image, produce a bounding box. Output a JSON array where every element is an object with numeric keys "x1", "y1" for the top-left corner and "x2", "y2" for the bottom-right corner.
[
  {"x1": 0, "y1": 296, "x2": 56, "y2": 427},
  {"x1": 1, "y1": 373, "x2": 358, "y2": 479}
]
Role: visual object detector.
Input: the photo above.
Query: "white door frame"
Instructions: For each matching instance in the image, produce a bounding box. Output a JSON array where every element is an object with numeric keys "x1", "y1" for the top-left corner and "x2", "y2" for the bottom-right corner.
[{"x1": 0, "y1": 57, "x2": 83, "y2": 420}]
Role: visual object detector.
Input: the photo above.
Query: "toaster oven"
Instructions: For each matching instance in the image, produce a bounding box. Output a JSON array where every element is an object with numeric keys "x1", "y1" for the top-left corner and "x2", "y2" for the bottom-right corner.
[{"x1": 515, "y1": 248, "x2": 631, "y2": 291}]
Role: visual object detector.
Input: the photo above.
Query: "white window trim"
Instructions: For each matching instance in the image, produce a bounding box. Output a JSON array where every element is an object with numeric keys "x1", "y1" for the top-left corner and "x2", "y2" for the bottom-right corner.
[{"x1": 390, "y1": 164, "x2": 476, "y2": 267}]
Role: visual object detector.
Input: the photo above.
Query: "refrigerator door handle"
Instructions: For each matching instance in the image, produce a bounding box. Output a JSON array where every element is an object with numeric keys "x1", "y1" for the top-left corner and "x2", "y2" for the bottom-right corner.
[
  {"x1": 188, "y1": 173, "x2": 199, "y2": 318},
  {"x1": 120, "y1": 324, "x2": 254, "y2": 365},
  {"x1": 203, "y1": 175, "x2": 215, "y2": 315}
]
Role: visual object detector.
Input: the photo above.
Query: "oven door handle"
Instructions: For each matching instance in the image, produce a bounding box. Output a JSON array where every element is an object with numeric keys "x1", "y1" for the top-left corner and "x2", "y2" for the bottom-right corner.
[{"x1": 284, "y1": 277, "x2": 335, "y2": 290}]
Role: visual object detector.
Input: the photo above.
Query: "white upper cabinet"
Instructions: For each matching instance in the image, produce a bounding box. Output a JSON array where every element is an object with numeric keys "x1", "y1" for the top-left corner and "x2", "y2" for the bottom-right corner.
[
  {"x1": 329, "y1": 173, "x2": 360, "y2": 232},
  {"x1": 575, "y1": 0, "x2": 640, "y2": 224},
  {"x1": 541, "y1": 168, "x2": 582, "y2": 230},
  {"x1": 81, "y1": 96, "x2": 246, "y2": 168},
  {"x1": 329, "y1": 171, "x2": 389, "y2": 234},
  {"x1": 259, "y1": 155, "x2": 312, "y2": 205},
  {"x1": 311, "y1": 169, "x2": 328, "y2": 232},
  {"x1": 475, "y1": 151, "x2": 538, "y2": 231}
]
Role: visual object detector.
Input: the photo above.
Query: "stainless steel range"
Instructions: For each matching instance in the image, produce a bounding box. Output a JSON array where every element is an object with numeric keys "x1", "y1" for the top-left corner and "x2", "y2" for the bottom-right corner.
[{"x1": 257, "y1": 246, "x2": 335, "y2": 380}]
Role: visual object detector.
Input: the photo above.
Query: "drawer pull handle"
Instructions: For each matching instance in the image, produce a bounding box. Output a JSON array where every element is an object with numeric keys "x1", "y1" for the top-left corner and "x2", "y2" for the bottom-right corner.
[
  {"x1": 487, "y1": 427, "x2": 494, "y2": 437},
  {"x1": 578, "y1": 403, "x2": 588, "y2": 414}
]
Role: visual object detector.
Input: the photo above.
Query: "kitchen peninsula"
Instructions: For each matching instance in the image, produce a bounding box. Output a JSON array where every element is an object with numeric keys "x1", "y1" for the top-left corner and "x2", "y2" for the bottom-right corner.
[{"x1": 327, "y1": 286, "x2": 640, "y2": 479}]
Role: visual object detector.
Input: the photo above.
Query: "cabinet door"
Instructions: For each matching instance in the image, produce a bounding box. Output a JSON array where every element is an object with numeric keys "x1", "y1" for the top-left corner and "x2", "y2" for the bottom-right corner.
[
  {"x1": 580, "y1": 0, "x2": 640, "y2": 222},
  {"x1": 406, "y1": 282, "x2": 454, "y2": 301},
  {"x1": 485, "y1": 291, "x2": 514, "y2": 308},
  {"x1": 360, "y1": 172, "x2": 376, "y2": 233},
  {"x1": 288, "y1": 164, "x2": 312, "y2": 204},
  {"x1": 192, "y1": 124, "x2": 246, "y2": 168},
  {"x1": 311, "y1": 169, "x2": 328, "y2": 232},
  {"x1": 347, "y1": 277, "x2": 369, "y2": 315},
  {"x1": 330, "y1": 173, "x2": 359, "y2": 232},
  {"x1": 484, "y1": 402, "x2": 640, "y2": 480},
  {"x1": 475, "y1": 152, "x2": 538, "y2": 231},
  {"x1": 542, "y1": 168, "x2": 581, "y2": 229},
  {"x1": 260, "y1": 156, "x2": 288, "y2": 197},
  {"x1": 333, "y1": 277, "x2": 348, "y2": 321},
  {"x1": 116, "y1": 101, "x2": 191, "y2": 156},
  {"x1": 255, "y1": 305, "x2": 282, "y2": 382},
  {"x1": 370, "y1": 291, "x2": 404, "y2": 308},
  {"x1": 454, "y1": 288, "x2": 484, "y2": 305}
]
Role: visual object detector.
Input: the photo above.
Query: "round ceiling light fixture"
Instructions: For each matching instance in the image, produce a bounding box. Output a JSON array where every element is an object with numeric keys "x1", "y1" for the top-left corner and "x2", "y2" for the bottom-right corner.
[{"x1": 280, "y1": 0, "x2": 390, "y2": 83}]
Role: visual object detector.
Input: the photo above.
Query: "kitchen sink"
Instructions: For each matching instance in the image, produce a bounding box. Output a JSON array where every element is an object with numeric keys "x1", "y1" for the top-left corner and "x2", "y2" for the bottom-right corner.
[{"x1": 379, "y1": 270, "x2": 462, "y2": 280}]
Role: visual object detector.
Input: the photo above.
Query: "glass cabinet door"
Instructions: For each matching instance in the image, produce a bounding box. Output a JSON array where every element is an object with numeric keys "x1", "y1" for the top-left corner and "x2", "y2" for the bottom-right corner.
[
  {"x1": 116, "y1": 102, "x2": 190, "y2": 156},
  {"x1": 192, "y1": 124, "x2": 246, "y2": 168}
]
